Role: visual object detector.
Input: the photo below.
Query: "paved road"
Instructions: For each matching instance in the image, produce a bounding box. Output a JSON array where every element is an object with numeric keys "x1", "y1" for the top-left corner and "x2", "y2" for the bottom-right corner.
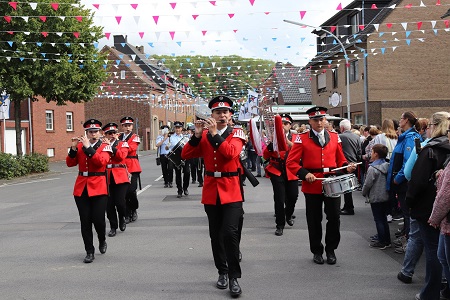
[{"x1": 0, "y1": 151, "x2": 424, "y2": 300}]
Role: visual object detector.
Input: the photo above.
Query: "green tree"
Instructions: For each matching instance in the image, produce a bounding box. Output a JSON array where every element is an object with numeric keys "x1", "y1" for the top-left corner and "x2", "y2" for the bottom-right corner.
[{"x1": 0, "y1": 0, "x2": 107, "y2": 156}]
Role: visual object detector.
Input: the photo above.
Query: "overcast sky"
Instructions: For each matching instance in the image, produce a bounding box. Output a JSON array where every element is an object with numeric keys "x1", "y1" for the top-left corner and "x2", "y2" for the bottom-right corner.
[{"x1": 81, "y1": 0, "x2": 354, "y2": 66}]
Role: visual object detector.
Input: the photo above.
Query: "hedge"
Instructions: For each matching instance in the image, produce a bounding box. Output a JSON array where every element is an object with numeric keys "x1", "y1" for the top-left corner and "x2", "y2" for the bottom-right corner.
[{"x1": 0, "y1": 153, "x2": 49, "y2": 179}]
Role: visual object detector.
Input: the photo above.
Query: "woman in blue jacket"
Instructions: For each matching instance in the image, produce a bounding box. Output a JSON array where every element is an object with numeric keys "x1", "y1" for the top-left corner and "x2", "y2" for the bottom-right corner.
[{"x1": 386, "y1": 111, "x2": 422, "y2": 239}]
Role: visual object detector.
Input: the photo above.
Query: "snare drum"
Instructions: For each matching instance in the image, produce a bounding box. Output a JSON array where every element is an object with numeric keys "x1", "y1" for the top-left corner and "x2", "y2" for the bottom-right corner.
[
  {"x1": 322, "y1": 174, "x2": 359, "y2": 198},
  {"x1": 167, "y1": 137, "x2": 189, "y2": 169}
]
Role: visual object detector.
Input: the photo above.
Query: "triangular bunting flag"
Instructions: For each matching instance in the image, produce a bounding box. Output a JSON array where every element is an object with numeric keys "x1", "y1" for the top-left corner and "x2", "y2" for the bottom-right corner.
[
  {"x1": 139, "y1": 32, "x2": 144, "y2": 39},
  {"x1": 209, "y1": 1, "x2": 216, "y2": 6},
  {"x1": 249, "y1": 0, "x2": 255, "y2": 6},
  {"x1": 9, "y1": 2, "x2": 18, "y2": 10},
  {"x1": 371, "y1": 4, "x2": 378, "y2": 9},
  {"x1": 169, "y1": 31, "x2": 175, "y2": 40},
  {"x1": 39, "y1": 16, "x2": 47, "y2": 22},
  {"x1": 192, "y1": 15, "x2": 199, "y2": 20},
  {"x1": 105, "y1": 32, "x2": 111, "y2": 39},
  {"x1": 76, "y1": 16, "x2": 82, "y2": 22},
  {"x1": 4, "y1": 16, "x2": 12, "y2": 23},
  {"x1": 300, "y1": 11, "x2": 306, "y2": 19},
  {"x1": 30, "y1": 3, "x2": 37, "y2": 10},
  {"x1": 115, "y1": 16, "x2": 122, "y2": 24},
  {"x1": 131, "y1": 4, "x2": 138, "y2": 9},
  {"x1": 401, "y1": 22, "x2": 408, "y2": 30},
  {"x1": 153, "y1": 16, "x2": 159, "y2": 24},
  {"x1": 92, "y1": 4, "x2": 100, "y2": 9},
  {"x1": 134, "y1": 16, "x2": 140, "y2": 24},
  {"x1": 228, "y1": 14, "x2": 235, "y2": 18},
  {"x1": 73, "y1": 32, "x2": 80, "y2": 38},
  {"x1": 336, "y1": 3, "x2": 342, "y2": 10}
]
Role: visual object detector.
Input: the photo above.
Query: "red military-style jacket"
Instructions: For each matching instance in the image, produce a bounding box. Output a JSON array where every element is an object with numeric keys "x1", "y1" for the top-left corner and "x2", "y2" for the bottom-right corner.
[
  {"x1": 66, "y1": 141, "x2": 112, "y2": 197},
  {"x1": 263, "y1": 132, "x2": 296, "y2": 177},
  {"x1": 119, "y1": 132, "x2": 142, "y2": 173},
  {"x1": 106, "y1": 140, "x2": 130, "y2": 185},
  {"x1": 181, "y1": 126, "x2": 246, "y2": 205},
  {"x1": 286, "y1": 129, "x2": 348, "y2": 194}
]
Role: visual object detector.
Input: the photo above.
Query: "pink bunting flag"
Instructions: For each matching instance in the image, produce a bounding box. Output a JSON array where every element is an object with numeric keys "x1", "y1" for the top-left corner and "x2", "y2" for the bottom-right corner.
[
  {"x1": 39, "y1": 16, "x2": 47, "y2": 22},
  {"x1": 300, "y1": 11, "x2": 306, "y2": 19},
  {"x1": 51, "y1": 3, "x2": 58, "y2": 10},
  {"x1": 41, "y1": 32, "x2": 48, "y2": 37},
  {"x1": 371, "y1": 4, "x2": 378, "y2": 9},
  {"x1": 153, "y1": 16, "x2": 159, "y2": 25},
  {"x1": 233, "y1": 29, "x2": 238, "y2": 33},
  {"x1": 264, "y1": 12, "x2": 270, "y2": 15},
  {"x1": 336, "y1": 3, "x2": 342, "y2": 10},
  {"x1": 7, "y1": 31, "x2": 13, "y2": 34},
  {"x1": 358, "y1": 25, "x2": 364, "y2": 30},
  {"x1": 192, "y1": 15, "x2": 199, "y2": 20},
  {"x1": 202, "y1": 30, "x2": 207, "y2": 36},
  {"x1": 404, "y1": 3, "x2": 412, "y2": 8},
  {"x1": 169, "y1": 31, "x2": 175, "y2": 40},
  {"x1": 444, "y1": 20, "x2": 449, "y2": 28},
  {"x1": 209, "y1": 1, "x2": 216, "y2": 6},
  {"x1": 92, "y1": 4, "x2": 100, "y2": 9},
  {"x1": 249, "y1": 0, "x2": 255, "y2": 6},
  {"x1": 105, "y1": 32, "x2": 111, "y2": 39},
  {"x1": 130, "y1": 4, "x2": 138, "y2": 9},
  {"x1": 330, "y1": 26, "x2": 337, "y2": 33},
  {"x1": 436, "y1": 0, "x2": 441, "y2": 5},
  {"x1": 386, "y1": 23, "x2": 393, "y2": 28},
  {"x1": 228, "y1": 13, "x2": 235, "y2": 18},
  {"x1": 4, "y1": 16, "x2": 12, "y2": 23},
  {"x1": 76, "y1": 16, "x2": 82, "y2": 22},
  {"x1": 73, "y1": 32, "x2": 80, "y2": 38},
  {"x1": 115, "y1": 16, "x2": 122, "y2": 24},
  {"x1": 139, "y1": 32, "x2": 144, "y2": 39},
  {"x1": 170, "y1": 3, "x2": 177, "y2": 9},
  {"x1": 9, "y1": 2, "x2": 18, "y2": 10},
  {"x1": 417, "y1": 21, "x2": 422, "y2": 30}
]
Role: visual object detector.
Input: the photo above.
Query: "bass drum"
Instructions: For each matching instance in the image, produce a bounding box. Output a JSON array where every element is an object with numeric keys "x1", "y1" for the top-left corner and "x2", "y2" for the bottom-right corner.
[{"x1": 167, "y1": 137, "x2": 189, "y2": 169}]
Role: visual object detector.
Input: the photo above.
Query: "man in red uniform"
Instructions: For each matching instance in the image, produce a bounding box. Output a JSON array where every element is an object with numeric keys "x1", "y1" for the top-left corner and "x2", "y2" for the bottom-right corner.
[
  {"x1": 286, "y1": 107, "x2": 357, "y2": 265},
  {"x1": 119, "y1": 117, "x2": 142, "y2": 223},
  {"x1": 102, "y1": 122, "x2": 130, "y2": 237},
  {"x1": 66, "y1": 119, "x2": 112, "y2": 263},
  {"x1": 182, "y1": 95, "x2": 246, "y2": 298},
  {"x1": 263, "y1": 113, "x2": 298, "y2": 236}
]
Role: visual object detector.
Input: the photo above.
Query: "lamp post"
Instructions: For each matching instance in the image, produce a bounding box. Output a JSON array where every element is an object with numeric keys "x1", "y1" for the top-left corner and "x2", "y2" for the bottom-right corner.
[
  {"x1": 284, "y1": 19, "x2": 351, "y2": 120},
  {"x1": 354, "y1": 44, "x2": 368, "y2": 125}
]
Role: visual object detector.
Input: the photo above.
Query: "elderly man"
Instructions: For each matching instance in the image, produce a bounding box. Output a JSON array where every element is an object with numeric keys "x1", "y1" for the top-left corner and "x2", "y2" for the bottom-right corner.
[{"x1": 338, "y1": 119, "x2": 362, "y2": 215}]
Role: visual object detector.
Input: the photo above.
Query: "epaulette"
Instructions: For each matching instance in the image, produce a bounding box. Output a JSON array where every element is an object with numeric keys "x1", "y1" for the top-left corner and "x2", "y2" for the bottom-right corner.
[
  {"x1": 232, "y1": 128, "x2": 246, "y2": 140},
  {"x1": 103, "y1": 145, "x2": 113, "y2": 152},
  {"x1": 132, "y1": 135, "x2": 140, "y2": 143},
  {"x1": 121, "y1": 141, "x2": 129, "y2": 148}
]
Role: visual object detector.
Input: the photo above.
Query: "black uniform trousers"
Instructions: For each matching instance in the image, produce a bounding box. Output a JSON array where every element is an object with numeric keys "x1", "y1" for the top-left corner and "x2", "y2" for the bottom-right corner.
[
  {"x1": 106, "y1": 175, "x2": 129, "y2": 229},
  {"x1": 160, "y1": 154, "x2": 171, "y2": 185},
  {"x1": 174, "y1": 160, "x2": 190, "y2": 194},
  {"x1": 125, "y1": 172, "x2": 139, "y2": 216},
  {"x1": 204, "y1": 198, "x2": 243, "y2": 279},
  {"x1": 342, "y1": 191, "x2": 354, "y2": 211},
  {"x1": 74, "y1": 187, "x2": 108, "y2": 254},
  {"x1": 190, "y1": 157, "x2": 204, "y2": 184},
  {"x1": 304, "y1": 193, "x2": 341, "y2": 255},
  {"x1": 269, "y1": 174, "x2": 299, "y2": 229}
]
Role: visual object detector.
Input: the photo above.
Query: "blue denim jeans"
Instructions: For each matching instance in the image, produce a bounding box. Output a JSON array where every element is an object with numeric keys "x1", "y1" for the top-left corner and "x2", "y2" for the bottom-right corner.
[
  {"x1": 438, "y1": 233, "x2": 450, "y2": 284},
  {"x1": 417, "y1": 221, "x2": 442, "y2": 300},
  {"x1": 370, "y1": 202, "x2": 391, "y2": 245},
  {"x1": 401, "y1": 218, "x2": 424, "y2": 277}
]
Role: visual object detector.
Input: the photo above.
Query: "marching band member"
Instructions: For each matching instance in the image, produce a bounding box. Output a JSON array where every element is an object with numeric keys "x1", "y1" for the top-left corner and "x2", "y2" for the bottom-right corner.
[
  {"x1": 66, "y1": 119, "x2": 112, "y2": 263},
  {"x1": 119, "y1": 117, "x2": 142, "y2": 223},
  {"x1": 286, "y1": 107, "x2": 357, "y2": 265},
  {"x1": 263, "y1": 113, "x2": 299, "y2": 236},
  {"x1": 181, "y1": 95, "x2": 246, "y2": 298},
  {"x1": 168, "y1": 121, "x2": 190, "y2": 198},
  {"x1": 102, "y1": 123, "x2": 130, "y2": 237},
  {"x1": 155, "y1": 125, "x2": 172, "y2": 188}
]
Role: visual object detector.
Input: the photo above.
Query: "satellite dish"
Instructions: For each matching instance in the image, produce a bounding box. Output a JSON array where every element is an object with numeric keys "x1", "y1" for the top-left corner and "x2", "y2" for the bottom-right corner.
[{"x1": 329, "y1": 92, "x2": 342, "y2": 107}]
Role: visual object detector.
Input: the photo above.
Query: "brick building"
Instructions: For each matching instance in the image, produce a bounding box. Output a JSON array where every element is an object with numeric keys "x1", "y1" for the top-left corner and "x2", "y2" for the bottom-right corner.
[
  {"x1": 85, "y1": 36, "x2": 197, "y2": 150},
  {"x1": 305, "y1": 0, "x2": 450, "y2": 125}
]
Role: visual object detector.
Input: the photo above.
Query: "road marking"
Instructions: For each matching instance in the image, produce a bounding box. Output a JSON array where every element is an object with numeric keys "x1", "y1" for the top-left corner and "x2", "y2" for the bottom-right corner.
[
  {"x1": 0, "y1": 177, "x2": 60, "y2": 188},
  {"x1": 155, "y1": 175, "x2": 163, "y2": 181},
  {"x1": 137, "y1": 184, "x2": 151, "y2": 195}
]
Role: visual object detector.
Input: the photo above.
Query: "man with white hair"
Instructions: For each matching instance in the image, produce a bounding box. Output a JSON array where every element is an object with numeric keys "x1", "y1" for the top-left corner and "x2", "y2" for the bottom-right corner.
[{"x1": 339, "y1": 119, "x2": 362, "y2": 215}]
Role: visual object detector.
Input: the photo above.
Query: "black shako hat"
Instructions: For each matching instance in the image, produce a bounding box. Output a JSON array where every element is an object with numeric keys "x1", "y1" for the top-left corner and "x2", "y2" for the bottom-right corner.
[
  {"x1": 306, "y1": 106, "x2": 328, "y2": 119},
  {"x1": 280, "y1": 113, "x2": 293, "y2": 124},
  {"x1": 173, "y1": 121, "x2": 183, "y2": 127},
  {"x1": 83, "y1": 119, "x2": 102, "y2": 131},
  {"x1": 102, "y1": 122, "x2": 119, "y2": 133},
  {"x1": 120, "y1": 116, "x2": 134, "y2": 124},
  {"x1": 208, "y1": 95, "x2": 234, "y2": 112}
]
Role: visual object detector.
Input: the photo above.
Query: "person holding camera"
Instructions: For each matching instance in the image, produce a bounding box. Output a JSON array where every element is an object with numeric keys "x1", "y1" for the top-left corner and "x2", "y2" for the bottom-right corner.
[{"x1": 156, "y1": 125, "x2": 173, "y2": 188}]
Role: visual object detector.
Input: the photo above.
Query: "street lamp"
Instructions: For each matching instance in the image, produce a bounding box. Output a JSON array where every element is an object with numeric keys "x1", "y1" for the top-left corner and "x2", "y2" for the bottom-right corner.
[{"x1": 284, "y1": 19, "x2": 351, "y2": 120}]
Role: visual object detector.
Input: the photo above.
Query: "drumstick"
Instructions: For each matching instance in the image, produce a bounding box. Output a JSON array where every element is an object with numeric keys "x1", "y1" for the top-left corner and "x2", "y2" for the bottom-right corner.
[
  {"x1": 315, "y1": 178, "x2": 327, "y2": 180},
  {"x1": 331, "y1": 162, "x2": 362, "y2": 172}
]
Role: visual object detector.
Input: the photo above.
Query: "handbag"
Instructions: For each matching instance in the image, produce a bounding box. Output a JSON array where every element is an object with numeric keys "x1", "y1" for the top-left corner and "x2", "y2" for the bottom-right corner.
[{"x1": 156, "y1": 147, "x2": 161, "y2": 166}]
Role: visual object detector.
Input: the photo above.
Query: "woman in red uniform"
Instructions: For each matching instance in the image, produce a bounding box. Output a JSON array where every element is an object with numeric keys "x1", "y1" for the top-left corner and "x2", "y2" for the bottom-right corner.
[
  {"x1": 182, "y1": 96, "x2": 246, "y2": 298},
  {"x1": 66, "y1": 119, "x2": 112, "y2": 263},
  {"x1": 102, "y1": 122, "x2": 130, "y2": 237}
]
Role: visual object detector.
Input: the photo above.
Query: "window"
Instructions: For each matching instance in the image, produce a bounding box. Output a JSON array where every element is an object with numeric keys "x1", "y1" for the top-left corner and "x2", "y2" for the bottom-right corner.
[
  {"x1": 66, "y1": 112, "x2": 73, "y2": 131},
  {"x1": 317, "y1": 33, "x2": 327, "y2": 53},
  {"x1": 348, "y1": 60, "x2": 359, "y2": 83},
  {"x1": 349, "y1": 14, "x2": 360, "y2": 35},
  {"x1": 354, "y1": 113, "x2": 364, "y2": 126},
  {"x1": 332, "y1": 68, "x2": 338, "y2": 88},
  {"x1": 47, "y1": 148, "x2": 55, "y2": 157},
  {"x1": 120, "y1": 70, "x2": 125, "y2": 79},
  {"x1": 317, "y1": 73, "x2": 327, "y2": 93},
  {"x1": 45, "y1": 110, "x2": 54, "y2": 131}
]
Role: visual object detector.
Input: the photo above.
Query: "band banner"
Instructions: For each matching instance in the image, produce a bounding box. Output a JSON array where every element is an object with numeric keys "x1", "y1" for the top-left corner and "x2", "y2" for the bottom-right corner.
[{"x1": 0, "y1": 94, "x2": 10, "y2": 119}]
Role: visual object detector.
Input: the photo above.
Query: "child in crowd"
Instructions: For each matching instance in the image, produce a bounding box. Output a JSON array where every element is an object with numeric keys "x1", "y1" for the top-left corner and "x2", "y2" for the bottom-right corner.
[{"x1": 362, "y1": 144, "x2": 391, "y2": 249}]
